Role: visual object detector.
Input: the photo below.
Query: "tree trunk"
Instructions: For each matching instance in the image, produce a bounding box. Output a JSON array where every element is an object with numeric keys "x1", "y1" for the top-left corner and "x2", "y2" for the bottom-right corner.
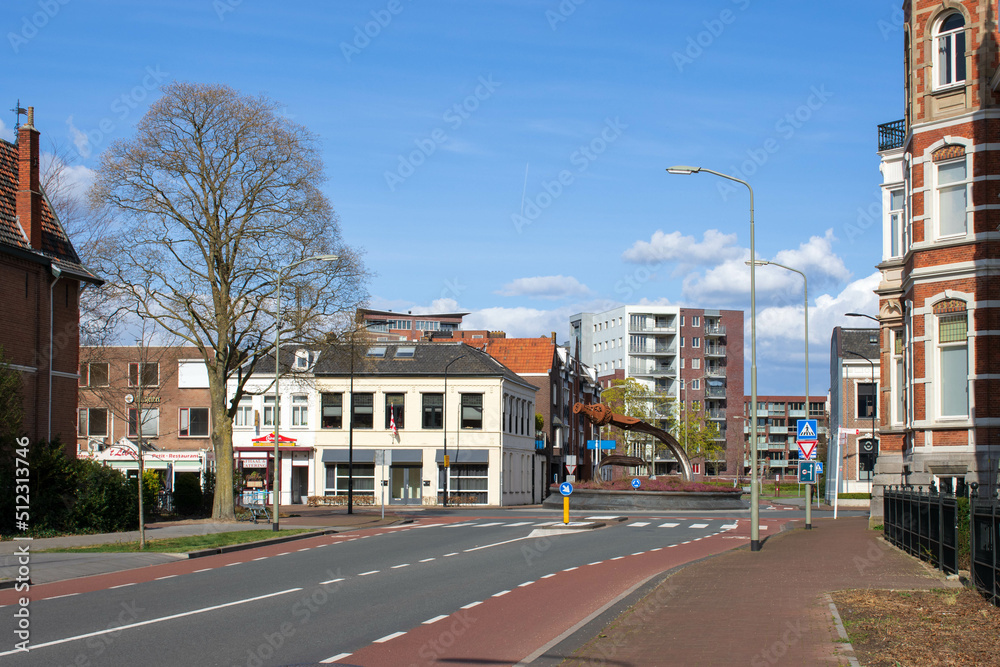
[{"x1": 210, "y1": 378, "x2": 236, "y2": 520}]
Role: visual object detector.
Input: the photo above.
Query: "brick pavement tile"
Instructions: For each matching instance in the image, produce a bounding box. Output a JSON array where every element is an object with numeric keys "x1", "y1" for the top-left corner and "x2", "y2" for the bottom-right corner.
[{"x1": 564, "y1": 517, "x2": 945, "y2": 666}]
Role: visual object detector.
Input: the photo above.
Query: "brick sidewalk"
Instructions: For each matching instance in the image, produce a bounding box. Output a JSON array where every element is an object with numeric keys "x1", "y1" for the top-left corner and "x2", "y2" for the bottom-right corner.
[{"x1": 560, "y1": 517, "x2": 953, "y2": 666}]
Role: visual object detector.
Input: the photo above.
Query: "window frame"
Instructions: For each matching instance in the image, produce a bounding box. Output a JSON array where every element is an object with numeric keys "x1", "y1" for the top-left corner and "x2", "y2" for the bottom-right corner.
[
  {"x1": 422, "y1": 393, "x2": 443, "y2": 430},
  {"x1": 461, "y1": 393, "x2": 484, "y2": 430},
  {"x1": 235, "y1": 398, "x2": 253, "y2": 428},
  {"x1": 128, "y1": 362, "x2": 159, "y2": 388},
  {"x1": 290, "y1": 394, "x2": 309, "y2": 427},
  {"x1": 179, "y1": 407, "x2": 211, "y2": 438},
  {"x1": 352, "y1": 392, "x2": 374, "y2": 430},
  {"x1": 79, "y1": 407, "x2": 108, "y2": 438},
  {"x1": 937, "y1": 311, "x2": 969, "y2": 419},
  {"x1": 855, "y1": 382, "x2": 877, "y2": 421},
  {"x1": 385, "y1": 393, "x2": 405, "y2": 430},
  {"x1": 888, "y1": 188, "x2": 905, "y2": 258},
  {"x1": 321, "y1": 392, "x2": 343, "y2": 429},
  {"x1": 935, "y1": 156, "x2": 969, "y2": 238},
  {"x1": 79, "y1": 361, "x2": 110, "y2": 387},
  {"x1": 934, "y1": 12, "x2": 967, "y2": 90},
  {"x1": 127, "y1": 407, "x2": 159, "y2": 438}
]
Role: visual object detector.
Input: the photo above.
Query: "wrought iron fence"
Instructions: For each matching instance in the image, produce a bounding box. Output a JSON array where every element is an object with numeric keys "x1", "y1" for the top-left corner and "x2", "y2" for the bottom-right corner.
[
  {"x1": 877, "y1": 119, "x2": 905, "y2": 151},
  {"x1": 883, "y1": 485, "x2": 958, "y2": 574},
  {"x1": 969, "y1": 484, "x2": 1000, "y2": 605}
]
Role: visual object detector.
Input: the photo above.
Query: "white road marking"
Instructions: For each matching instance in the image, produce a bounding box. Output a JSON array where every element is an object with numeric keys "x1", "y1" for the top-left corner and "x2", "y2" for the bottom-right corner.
[
  {"x1": 563, "y1": 566, "x2": 579, "y2": 572},
  {"x1": 156, "y1": 575, "x2": 178, "y2": 580},
  {"x1": 423, "y1": 615, "x2": 449, "y2": 624},
  {"x1": 391, "y1": 563, "x2": 410, "y2": 569},
  {"x1": 193, "y1": 568, "x2": 212, "y2": 573},
  {"x1": 541, "y1": 573, "x2": 557, "y2": 579},
  {"x1": 444, "y1": 552, "x2": 460, "y2": 557},
  {"x1": 359, "y1": 570, "x2": 379, "y2": 576},
  {"x1": 461, "y1": 601, "x2": 483, "y2": 609},
  {"x1": 44, "y1": 593, "x2": 78, "y2": 600},
  {"x1": 475, "y1": 522, "x2": 504, "y2": 527},
  {"x1": 110, "y1": 583, "x2": 135, "y2": 589},
  {"x1": 419, "y1": 558, "x2": 436, "y2": 562},
  {"x1": 321, "y1": 652, "x2": 352, "y2": 663},
  {"x1": 492, "y1": 590, "x2": 510, "y2": 597},
  {"x1": 689, "y1": 523, "x2": 709, "y2": 529},
  {"x1": 722, "y1": 523, "x2": 738, "y2": 529},
  {"x1": 374, "y1": 631, "x2": 406, "y2": 643},
  {"x1": 659, "y1": 522, "x2": 679, "y2": 528},
  {"x1": 0, "y1": 588, "x2": 303, "y2": 658},
  {"x1": 518, "y1": 581, "x2": 534, "y2": 587},
  {"x1": 629, "y1": 522, "x2": 650, "y2": 527},
  {"x1": 320, "y1": 578, "x2": 344, "y2": 585},
  {"x1": 225, "y1": 563, "x2": 241, "y2": 567},
  {"x1": 253, "y1": 557, "x2": 268, "y2": 561},
  {"x1": 504, "y1": 521, "x2": 533, "y2": 527}
]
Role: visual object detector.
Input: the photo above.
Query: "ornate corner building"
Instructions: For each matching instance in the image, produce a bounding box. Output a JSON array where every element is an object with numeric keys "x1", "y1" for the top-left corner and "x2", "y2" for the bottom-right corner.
[{"x1": 873, "y1": 0, "x2": 1000, "y2": 516}]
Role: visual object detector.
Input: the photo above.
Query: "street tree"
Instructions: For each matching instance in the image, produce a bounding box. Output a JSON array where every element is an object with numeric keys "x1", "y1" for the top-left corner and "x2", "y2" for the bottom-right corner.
[
  {"x1": 601, "y1": 378, "x2": 666, "y2": 460},
  {"x1": 89, "y1": 82, "x2": 369, "y2": 520},
  {"x1": 674, "y1": 403, "x2": 725, "y2": 465}
]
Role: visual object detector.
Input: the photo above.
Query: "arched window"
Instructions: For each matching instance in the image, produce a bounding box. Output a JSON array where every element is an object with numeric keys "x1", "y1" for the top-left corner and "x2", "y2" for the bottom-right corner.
[
  {"x1": 934, "y1": 299, "x2": 969, "y2": 418},
  {"x1": 935, "y1": 13, "x2": 966, "y2": 88}
]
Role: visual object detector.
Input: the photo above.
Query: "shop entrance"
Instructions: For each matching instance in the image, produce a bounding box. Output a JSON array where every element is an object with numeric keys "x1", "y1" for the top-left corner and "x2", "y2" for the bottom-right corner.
[
  {"x1": 390, "y1": 465, "x2": 422, "y2": 505},
  {"x1": 291, "y1": 466, "x2": 308, "y2": 504}
]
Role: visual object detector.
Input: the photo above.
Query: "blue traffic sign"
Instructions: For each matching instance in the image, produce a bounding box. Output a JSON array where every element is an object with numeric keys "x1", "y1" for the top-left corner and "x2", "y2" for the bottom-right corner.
[
  {"x1": 560, "y1": 482, "x2": 573, "y2": 496},
  {"x1": 796, "y1": 419, "x2": 818, "y2": 441},
  {"x1": 816, "y1": 462, "x2": 824, "y2": 474},
  {"x1": 631, "y1": 478, "x2": 641, "y2": 489},
  {"x1": 799, "y1": 461, "x2": 817, "y2": 483}
]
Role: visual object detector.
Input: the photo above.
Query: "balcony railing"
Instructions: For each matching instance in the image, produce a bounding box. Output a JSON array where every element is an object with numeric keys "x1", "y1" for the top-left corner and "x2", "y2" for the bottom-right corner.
[
  {"x1": 878, "y1": 119, "x2": 905, "y2": 151},
  {"x1": 705, "y1": 367, "x2": 726, "y2": 378},
  {"x1": 704, "y1": 324, "x2": 726, "y2": 336},
  {"x1": 706, "y1": 408, "x2": 726, "y2": 420},
  {"x1": 705, "y1": 386, "x2": 727, "y2": 398},
  {"x1": 629, "y1": 345, "x2": 677, "y2": 355},
  {"x1": 629, "y1": 364, "x2": 677, "y2": 376},
  {"x1": 629, "y1": 324, "x2": 676, "y2": 334},
  {"x1": 704, "y1": 344, "x2": 726, "y2": 356}
]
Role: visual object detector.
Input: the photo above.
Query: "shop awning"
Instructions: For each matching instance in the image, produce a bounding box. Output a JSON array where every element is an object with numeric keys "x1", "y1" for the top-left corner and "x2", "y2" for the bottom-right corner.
[
  {"x1": 320, "y1": 449, "x2": 376, "y2": 463},
  {"x1": 391, "y1": 449, "x2": 423, "y2": 463},
  {"x1": 434, "y1": 449, "x2": 489, "y2": 464}
]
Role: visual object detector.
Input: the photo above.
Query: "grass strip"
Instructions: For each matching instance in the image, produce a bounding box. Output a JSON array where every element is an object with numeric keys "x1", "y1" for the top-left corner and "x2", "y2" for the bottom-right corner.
[{"x1": 40, "y1": 529, "x2": 314, "y2": 553}]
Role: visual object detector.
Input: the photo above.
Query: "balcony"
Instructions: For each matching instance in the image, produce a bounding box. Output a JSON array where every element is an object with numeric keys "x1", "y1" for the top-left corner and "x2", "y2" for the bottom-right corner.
[
  {"x1": 705, "y1": 366, "x2": 726, "y2": 378},
  {"x1": 878, "y1": 119, "x2": 905, "y2": 151},
  {"x1": 704, "y1": 324, "x2": 726, "y2": 337},
  {"x1": 705, "y1": 386, "x2": 727, "y2": 398},
  {"x1": 706, "y1": 408, "x2": 726, "y2": 420},
  {"x1": 629, "y1": 324, "x2": 676, "y2": 334},
  {"x1": 629, "y1": 363, "x2": 677, "y2": 376},
  {"x1": 704, "y1": 344, "x2": 726, "y2": 357},
  {"x1": 629, "y1": 344, "x2": 677, "y2": 355}
]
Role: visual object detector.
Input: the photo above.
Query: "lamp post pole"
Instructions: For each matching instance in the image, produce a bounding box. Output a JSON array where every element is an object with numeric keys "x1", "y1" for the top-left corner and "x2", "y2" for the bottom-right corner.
[
  {"x1": 442, "y1": 354, "x2": 466, "y2": 508},
  {"x1": 750, "y1": 259, "x2": 810, "y2": 526},
  {"x1": 668, "y1": 165, "x2": 761, "y2": 551},
  {"x1": 271, "y1": 254, "x2": 338, "y2": 531}
]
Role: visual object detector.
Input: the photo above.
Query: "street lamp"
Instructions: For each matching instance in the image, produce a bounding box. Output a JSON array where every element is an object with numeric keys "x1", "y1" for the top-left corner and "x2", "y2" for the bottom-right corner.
[
  {"x1": 668, "y1": 165, "x2": 761, "y2": 551},
  {"x1": 442, "y1": 354, "x2": 467, "y2": 507},
  {"x1": 344, "y1": 318, "x2": 388, "y2": 515},
  {"x1": 271, "y1": 253, "x2": 338, "y2": 531},
  {"x1": 749, "y1": 259, "x2": 811, "y2": 527}
]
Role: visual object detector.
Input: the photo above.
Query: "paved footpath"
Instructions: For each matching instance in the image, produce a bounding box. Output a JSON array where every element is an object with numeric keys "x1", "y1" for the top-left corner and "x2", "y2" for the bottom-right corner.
[{"x1": 553, "y1": 516, "x2": 956, "y2": 667}]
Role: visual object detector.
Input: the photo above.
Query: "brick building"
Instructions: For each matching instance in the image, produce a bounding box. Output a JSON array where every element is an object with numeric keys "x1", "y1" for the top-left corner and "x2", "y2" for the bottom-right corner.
[
  {"x1": 466, "y1": 335, "x2": 600, "y2": 485},
  {"x1": 744, "y1": 395, "x2": 829, "y2": 481},
  {"x1": 873, "y1": 0, "x2": 1000, "y2": 514},
  {"x1": 0, "y1": 107, "x2": 101, "y2": 451},
  {"x1": 358, "y1": 307, "x2": 502, "y2": 342},
  {"x1": 570, "y1": 306, "x2": 745, "y2": 476}
]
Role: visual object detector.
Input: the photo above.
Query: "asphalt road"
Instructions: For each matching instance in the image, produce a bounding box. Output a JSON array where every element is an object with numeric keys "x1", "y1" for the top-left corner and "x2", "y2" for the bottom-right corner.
[{"x1": 0, "y1": 507, "x2": 854, "y2": 666}]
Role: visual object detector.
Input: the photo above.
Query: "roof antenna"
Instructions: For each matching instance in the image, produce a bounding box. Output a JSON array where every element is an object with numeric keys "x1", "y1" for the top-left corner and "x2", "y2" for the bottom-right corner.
[{"x1": 10, "y1": 101, "x2": 27, "y2": 132}]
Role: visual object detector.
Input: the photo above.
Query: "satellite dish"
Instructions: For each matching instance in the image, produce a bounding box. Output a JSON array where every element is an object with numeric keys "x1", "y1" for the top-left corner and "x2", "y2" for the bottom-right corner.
[{"x1": 125, "y1": 394, "x2": 134, "y2": 404}]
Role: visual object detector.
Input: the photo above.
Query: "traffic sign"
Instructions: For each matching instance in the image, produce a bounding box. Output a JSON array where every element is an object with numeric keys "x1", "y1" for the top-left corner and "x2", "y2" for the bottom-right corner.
[
  {"x1": 816, "y1": 462, "x2": 824, "y2": 474},
  {"x1": 796, "y1": 419, "x2": 818, "y2": 441},
  {"x1": 799, "y1": 461, "x2": 817, "y2": 483},
  {"x1": 566, "y1": 464, "x2": 578, "y2": 475},
  {"x1": 798, "y1": 440, "x2": 817, "y2": 460},
  {"x1": 586, "y1": 440, "x2": 617, "y2": 450},
  {"x1": 631, "y1": 478, "x2": 641, "y2": 489},
  {"x1": 560, "y1": 482, "x2": 573, "y2": 496}
]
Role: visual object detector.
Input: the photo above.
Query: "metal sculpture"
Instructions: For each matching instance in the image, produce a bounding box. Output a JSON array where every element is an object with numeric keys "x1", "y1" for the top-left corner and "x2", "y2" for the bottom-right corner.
[{"x1": 573, "y1": 402, "x2": 694, "y2": 482}]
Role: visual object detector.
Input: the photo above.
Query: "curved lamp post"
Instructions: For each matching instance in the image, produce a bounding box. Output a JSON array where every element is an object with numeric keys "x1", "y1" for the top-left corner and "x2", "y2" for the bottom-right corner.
[
  {"x1": 668, "y1": 165, "x2": 761, "y2": 551},
  {"x1": 271, "y1": 253, "x2": 338, "y2": 531}
]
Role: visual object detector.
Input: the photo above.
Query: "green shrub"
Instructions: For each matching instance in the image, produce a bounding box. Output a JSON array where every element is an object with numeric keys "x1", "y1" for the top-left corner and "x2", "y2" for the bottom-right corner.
[
  {"x1": 72, "y1": 459, "x2": 139, "y2": 533},
  {"x1": 957, "y1": 496, "x2": 970, "y2": 570},
  {"x1": 838, "y1": 492, "x2": 872, "y2": 499}
]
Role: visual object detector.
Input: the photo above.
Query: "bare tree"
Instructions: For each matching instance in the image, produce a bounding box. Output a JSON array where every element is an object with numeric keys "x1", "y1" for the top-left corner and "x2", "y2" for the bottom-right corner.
[
  {"x1": 40, "y1": 142, "x2": 124, "y2": 347},
  {"x1": 89, "y1": 82, "x2": 369, "y2": 520}
]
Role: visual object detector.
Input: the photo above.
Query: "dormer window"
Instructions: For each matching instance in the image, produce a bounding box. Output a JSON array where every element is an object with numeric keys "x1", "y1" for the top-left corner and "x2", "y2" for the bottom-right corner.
[
  {"x1": 935, "y1": 13, "x2": 966, "y2": 89},
  {"x1": 293, "y1": 350, "x2": 312, "y2": 370}
]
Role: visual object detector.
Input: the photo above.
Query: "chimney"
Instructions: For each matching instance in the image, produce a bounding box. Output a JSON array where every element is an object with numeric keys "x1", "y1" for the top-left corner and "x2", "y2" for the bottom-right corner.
[
  {"x1": 551, "y1": 332, "x2": 556, "y2": 344},
  {"x1": 16, "y1": 107, "x2": 43, "y2": 250}
]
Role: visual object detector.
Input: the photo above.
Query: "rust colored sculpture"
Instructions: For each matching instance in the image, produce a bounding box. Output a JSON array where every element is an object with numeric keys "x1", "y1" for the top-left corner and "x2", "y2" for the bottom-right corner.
[{"x1": 574, "y1": 402, "x2": 694, "y2": 482}]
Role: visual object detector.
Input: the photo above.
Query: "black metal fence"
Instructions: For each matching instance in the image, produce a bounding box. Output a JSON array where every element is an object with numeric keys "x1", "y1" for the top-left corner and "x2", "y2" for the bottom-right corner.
[
  {"x1": 883, "y1": 485, "x2": 958, "y2": 575},
  {"x1": 877, "y1": 119, "x2": 906, "y2": 151},
  {"x1": 969, "y1": 484, "x2": 1000, "y2": 605}
]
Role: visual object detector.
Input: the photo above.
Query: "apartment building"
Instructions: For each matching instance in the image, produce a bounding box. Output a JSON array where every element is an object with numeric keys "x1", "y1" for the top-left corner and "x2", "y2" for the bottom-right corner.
[
  {"x1": 743, "y1": 395, "x2": 829, "y2": 480},
  {"x1": 570, "y1": 306, "x2": 745, "y2": 475}
]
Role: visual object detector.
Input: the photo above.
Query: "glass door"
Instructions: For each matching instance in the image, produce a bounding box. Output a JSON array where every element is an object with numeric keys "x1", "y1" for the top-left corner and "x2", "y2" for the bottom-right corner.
[{"x1": 390, "y1": 465, "x2": 422, "y2": 505}]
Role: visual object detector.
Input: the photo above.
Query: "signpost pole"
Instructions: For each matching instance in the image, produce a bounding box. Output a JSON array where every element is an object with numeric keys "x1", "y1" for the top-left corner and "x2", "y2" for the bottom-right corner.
[{"x1": 563, "y1": 496, "x2": 569, "y2": 525}]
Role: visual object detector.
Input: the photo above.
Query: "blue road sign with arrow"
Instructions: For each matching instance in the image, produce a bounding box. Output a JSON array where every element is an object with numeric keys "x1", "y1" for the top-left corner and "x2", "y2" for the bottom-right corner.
[
  {"x1": 631, "y1": 478, "x2": 641, "y2": 489},
  {"x1": 560, "y1": 482, "x2": 573, "y2": 496}
]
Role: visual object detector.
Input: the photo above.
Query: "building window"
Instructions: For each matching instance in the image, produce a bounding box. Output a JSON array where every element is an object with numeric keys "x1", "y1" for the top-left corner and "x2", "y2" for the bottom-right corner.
[
  {"x1": 692, "y1": 358, "x2": 701, "y2": 370},
  {"x1": 935, "y1": 13, "x2": 966, "y2": 89},
  {"x1": 680, "y1": 337, "x2": 685, "y2": 347},
  {"x1": 856, "y1": 383, "x2": 876, "y2": 420},
  {"x1": 321, "y1": 393, "x2": 343, "y2": 429},
  {"x1": 692, "y1": 315, "x2": 700, "y2": 327},
  {"x1": 423, "y1": 394, "x2": 443, "y2": 429},
  {"x1": 291, "y1": 394, "x2": 308, "y2": 427},
  {"x1": 385, "y1": 393, "x2": 405, "y2": 429},
  {"x1": 179, "y1": 407, "x2": 210, "y2": 437},
  {"x1": 79, "y1": 362, "x2": 109, "y2": 387},
  {"x1": 352, "y1": 393, "x2": 374, "y2": 429},
  {"x1": 692, "y1": 337, "x2": 701, "y2": 348},
  {"x1": 461, "y1": 394, "x2": 484, "y2": 430},
  {"x1": 692, "y1": 379, "x2": 701, "y2": 390},
  {"x1": 78, "y1": 407, "x2": 108, "y2": 437},
  {"x1": 128, "y1": 362, "x2": 159, "y2": 387},
  {"x1": 889, "y1": 189, "x2": 904, "y2": 258},
  {"x1": 263, "y1": 395, "x2": 278, "y2": 426},
  {"x1": 128, "y1": 408, "x2": 159, "y2": 438},
  {"x1": 938, "y1": 310, "x2": 969, "y2": 417},
  {"x1": 937, "y1": 157, "x2": 968, "y2": 237},
  {"x1": 326, "y1": 463, "x2": 375, "y2": 496},
  {"x1": 235, "y1": 398, "x2": 253, "y2": 427},
  {"x1": 892, "y1": 330, "x2": 905, "y2": 424},
  {"x1": 442, "y1": 464, "x2": 488, "y2": 504}
]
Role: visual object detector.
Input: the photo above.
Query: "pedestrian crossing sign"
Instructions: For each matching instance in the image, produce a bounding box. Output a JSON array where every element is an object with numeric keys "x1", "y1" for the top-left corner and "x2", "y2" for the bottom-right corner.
[{"x1": 796, "y1": 419, "x2": 818, "y2": 441}]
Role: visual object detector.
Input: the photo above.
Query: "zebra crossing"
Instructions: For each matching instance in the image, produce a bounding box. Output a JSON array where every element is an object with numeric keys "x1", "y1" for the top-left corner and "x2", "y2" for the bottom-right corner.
[{"x1": 416, "y1": 519, "x2": 743, "y2": 531}]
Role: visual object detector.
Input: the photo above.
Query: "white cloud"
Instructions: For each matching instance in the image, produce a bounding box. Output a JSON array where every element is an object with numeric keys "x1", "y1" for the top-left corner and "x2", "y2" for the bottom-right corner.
[
  {"x1": 464, "y1": 306, "x2": 573, "y2": 340},
  {"x1": 496, "y1": 275, "x2": 591, "y2": 300},
  {"x1": 41, "y1": 152, "x2": 96, "y2": 200},
  {"x1": 408, "y1": 298, "x2": 463, "y2": 315},
  {"x1": 621, "y1": 229, "x2": 742, "y2": 264},
  {"x1": 66, "y1": 115, "x2": 91, "y2": 159},
  {"x1": 770, "y1": 229, "x2": 851, "y2": 283}
]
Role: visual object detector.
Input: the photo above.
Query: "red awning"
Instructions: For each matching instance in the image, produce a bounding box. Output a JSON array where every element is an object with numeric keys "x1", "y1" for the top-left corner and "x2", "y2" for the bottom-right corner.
[{"x1": 251, "y1": 433, "x2": 298, "y2": 445}]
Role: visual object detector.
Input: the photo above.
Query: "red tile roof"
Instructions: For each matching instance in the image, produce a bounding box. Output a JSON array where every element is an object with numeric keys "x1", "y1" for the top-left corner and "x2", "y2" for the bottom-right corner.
[
  {"x1": 0, "y1": 136, "x2": 98, "y2": 281},
  {"x1": 468, "y1": 337, "x2": 555, "y2": 375}
]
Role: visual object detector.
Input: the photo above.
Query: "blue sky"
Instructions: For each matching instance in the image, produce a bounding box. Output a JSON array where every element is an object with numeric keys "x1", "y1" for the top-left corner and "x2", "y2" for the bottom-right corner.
[{"x1": 4, "y1": 0, "x2": 902, "y2": 395}]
